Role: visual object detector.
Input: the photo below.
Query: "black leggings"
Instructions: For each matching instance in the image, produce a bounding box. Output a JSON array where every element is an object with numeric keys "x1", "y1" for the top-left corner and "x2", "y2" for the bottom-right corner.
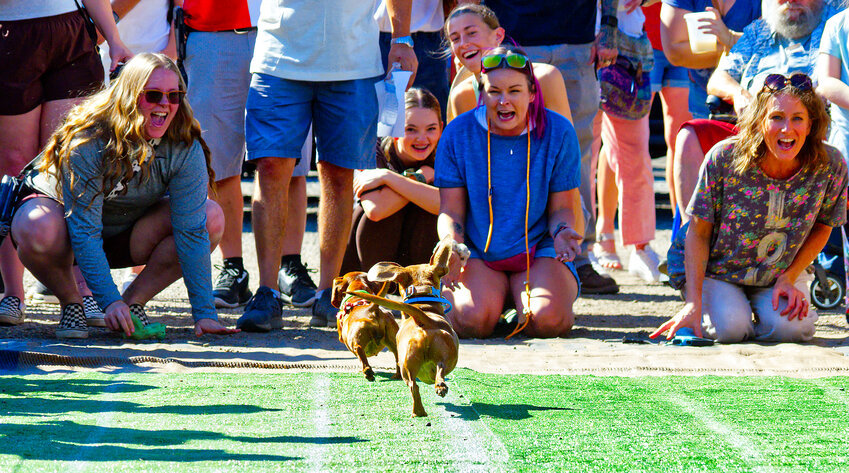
[{"x1": 340, "y1": 202, "x2": 438, "y2": 275}]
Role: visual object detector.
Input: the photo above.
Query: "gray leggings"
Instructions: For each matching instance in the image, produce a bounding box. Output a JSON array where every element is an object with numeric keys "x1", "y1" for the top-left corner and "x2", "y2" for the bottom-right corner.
[{"x1": 701, "y1": 275, "x2": 817, "y2": 343}]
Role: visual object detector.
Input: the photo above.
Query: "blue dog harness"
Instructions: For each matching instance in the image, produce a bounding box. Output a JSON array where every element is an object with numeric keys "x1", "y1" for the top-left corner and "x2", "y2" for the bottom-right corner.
[{"x1": 402, "y1": 285, "x2": 452, "y2": 314}]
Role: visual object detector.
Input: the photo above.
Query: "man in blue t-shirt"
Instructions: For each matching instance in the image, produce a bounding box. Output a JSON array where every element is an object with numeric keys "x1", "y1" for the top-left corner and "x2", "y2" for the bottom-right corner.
[{"x1": 485, "y1": 0, "x2": 620, "y2": 294}]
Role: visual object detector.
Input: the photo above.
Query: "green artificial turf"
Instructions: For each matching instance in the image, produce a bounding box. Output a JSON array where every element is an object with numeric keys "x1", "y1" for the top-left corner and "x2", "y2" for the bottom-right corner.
[{"x1": 1, "y1": 370, "x2": 848, "y2": 472}]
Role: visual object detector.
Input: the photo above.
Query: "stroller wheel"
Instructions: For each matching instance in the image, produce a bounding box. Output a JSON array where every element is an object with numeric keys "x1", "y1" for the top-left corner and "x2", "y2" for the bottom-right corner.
[{"x1": 810, "y1": 275, "x2": 845, "y2": 310}]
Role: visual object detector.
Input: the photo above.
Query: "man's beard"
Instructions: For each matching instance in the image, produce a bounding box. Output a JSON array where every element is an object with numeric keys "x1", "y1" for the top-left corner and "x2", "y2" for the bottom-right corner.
[{"x1": 763, "y1": 0, "x2": 824, "y2": 39}]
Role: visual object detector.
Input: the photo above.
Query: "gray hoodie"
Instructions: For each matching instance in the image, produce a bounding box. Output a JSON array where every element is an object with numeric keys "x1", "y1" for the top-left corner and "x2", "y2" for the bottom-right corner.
[{"x1": 30, "y1": 136, "x2": 216, "y2": 321}]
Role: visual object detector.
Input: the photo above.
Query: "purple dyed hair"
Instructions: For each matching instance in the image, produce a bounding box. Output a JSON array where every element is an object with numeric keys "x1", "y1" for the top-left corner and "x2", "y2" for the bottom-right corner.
[{"x1": 478, "y1": 45, "x2": 547, "y2": 139}]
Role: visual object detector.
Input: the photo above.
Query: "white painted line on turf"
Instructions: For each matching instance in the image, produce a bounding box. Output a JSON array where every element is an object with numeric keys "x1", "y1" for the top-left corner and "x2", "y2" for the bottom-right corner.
[
  {"x1": 71, "y1": 375, "x2": 122, "y2": 471},
  {"x1": 441, "y1": 387, "x2": 511, "y2": 472},
  {"x1": 668, "y1": 393, "x2": 777, "y2": 473},
  {"x1": 307, "y1": 374, "x2": 330, "y2": 473}
]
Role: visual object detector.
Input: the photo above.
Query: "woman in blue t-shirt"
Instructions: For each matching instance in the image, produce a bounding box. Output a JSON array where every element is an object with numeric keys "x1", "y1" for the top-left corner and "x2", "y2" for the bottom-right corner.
[{"x1": 435, "y1": 47, "x2": 584, "y2": 339}]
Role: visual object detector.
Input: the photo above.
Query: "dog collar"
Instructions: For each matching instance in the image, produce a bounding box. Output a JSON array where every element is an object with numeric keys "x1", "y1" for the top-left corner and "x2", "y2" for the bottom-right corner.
[
  {"x1": 337, "y1": 291, "x2": 370, "y2": 320},
  {"x1": 403, "y1": 285, "x2": 452, "y2": 314}
]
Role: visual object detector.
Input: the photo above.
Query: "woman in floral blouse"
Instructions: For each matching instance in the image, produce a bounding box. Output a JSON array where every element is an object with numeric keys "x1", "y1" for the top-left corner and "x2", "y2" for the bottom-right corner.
[{"x1": 652, "y1": 73, "x2": 847, "y2": 343}]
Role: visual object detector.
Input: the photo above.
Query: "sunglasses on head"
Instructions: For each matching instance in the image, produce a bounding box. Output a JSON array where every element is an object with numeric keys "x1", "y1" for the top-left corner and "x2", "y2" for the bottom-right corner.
[
  {"x1": 141, "y1": 89, "x2": 185, "y2": 105},
  {"x1": 481, "y1": 53, "x2": 530, "y2": 73},
  {"x1": 763, "y1": 73, "x2": 813, "y2": 93}
]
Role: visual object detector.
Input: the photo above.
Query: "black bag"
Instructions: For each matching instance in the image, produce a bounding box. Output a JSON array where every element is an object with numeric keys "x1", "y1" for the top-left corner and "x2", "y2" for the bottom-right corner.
[{"x1": 0, "y1": 175, "x2": 28, "y2": 243}]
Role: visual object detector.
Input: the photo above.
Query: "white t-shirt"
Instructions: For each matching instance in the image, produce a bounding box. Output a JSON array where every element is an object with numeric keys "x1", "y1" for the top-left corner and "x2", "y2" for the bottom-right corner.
[
  {"x1": 250, "y1": 0, "x2": 383, "y2": 81},
  {"x1": 594, "y1": 3, "x2": 646, "y2": 39},
  {"x1": 0, "y1": 0, "x2": 76, "y2": 21},
  {"x1": 374, "y1": 0, "x2": 443, "y2": 33},
  {"x1": 821, "y1": 10, "x2": 849, "y2": 164},
  {"x1": 100, "y1": 0, "x2": 171, "y2": 83}
]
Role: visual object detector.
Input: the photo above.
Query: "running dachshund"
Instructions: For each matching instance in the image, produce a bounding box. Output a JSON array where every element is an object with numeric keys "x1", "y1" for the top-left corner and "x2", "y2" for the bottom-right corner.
[
  {"x1": 332, "y1": 271, "x2": 400, "y2": 381},
  {"x1": 351, "y1": 239, "x2": 464, "y2": 417}
]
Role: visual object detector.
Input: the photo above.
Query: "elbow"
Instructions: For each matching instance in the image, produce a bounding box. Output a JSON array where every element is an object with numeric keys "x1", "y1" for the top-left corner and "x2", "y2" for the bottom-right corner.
[
  {"x1": 662, "y1": 48, "x2": 688, "y2": 67},
  {"x1": 363, "y1": 206, "x2": 389, "y2": 222}
]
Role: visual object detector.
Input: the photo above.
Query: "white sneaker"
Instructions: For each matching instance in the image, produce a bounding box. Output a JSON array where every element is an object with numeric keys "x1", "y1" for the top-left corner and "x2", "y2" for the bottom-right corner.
[{"x1": 629, "y1": 246, "x2": 661, "y2": 283}]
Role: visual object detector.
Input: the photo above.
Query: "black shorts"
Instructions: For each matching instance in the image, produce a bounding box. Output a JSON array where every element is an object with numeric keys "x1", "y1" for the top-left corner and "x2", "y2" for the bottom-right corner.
[
  {"x1": 0, "y1": 11, "x2": 104, "y2": 115},
  {"x1": 14, "y1": 194, "x2": 136, "y2": 268}
]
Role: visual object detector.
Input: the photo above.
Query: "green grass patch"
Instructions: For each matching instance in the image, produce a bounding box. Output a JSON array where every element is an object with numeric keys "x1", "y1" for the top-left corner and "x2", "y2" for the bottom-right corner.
[{"x1": 1, "y1": 370, "x2": 848, "y2": 472}]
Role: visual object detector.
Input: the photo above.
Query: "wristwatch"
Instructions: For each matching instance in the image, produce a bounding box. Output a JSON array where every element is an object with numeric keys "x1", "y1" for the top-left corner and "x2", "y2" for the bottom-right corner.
[{"x1": 390, "y1": 35, "x2": 415, "y2": 48}]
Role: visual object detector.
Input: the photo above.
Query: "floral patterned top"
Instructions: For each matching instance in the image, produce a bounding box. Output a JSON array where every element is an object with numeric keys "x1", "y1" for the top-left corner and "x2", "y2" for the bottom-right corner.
[{"x1": 687, "y1": 140, "x2": 848, "y2": 287}]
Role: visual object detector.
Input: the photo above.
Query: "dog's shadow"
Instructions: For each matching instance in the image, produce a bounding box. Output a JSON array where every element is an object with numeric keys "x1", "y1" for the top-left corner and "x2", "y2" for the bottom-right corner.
[
  {"x1": 372, "y1": 371, "x2": 403, "y2": 382},
  {"x1": 438, "y1": 401, "x2": 575, "y2": 421}
]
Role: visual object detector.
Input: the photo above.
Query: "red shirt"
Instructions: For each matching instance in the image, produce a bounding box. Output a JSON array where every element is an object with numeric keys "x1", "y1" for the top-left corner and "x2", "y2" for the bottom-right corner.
[
  {"x1": 643, "y1": 3, "x2": 663, "y2": 51},
  {"x1": 182, "y1": 0, "x2": 261, "y2": 31}
]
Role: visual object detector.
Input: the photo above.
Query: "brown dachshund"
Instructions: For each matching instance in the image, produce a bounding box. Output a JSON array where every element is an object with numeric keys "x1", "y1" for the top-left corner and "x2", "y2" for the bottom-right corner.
[
  {"x1": 350, "y1": 240, "x2": 461, "y2": 417},
  {"x1": 332, "y1": 271, "x2": 400, "y2": 381}
]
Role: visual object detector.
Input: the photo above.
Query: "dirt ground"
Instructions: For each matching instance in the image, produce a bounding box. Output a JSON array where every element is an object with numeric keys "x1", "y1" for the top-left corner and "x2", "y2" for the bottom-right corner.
[{"x1": 3, "y1": 229, "x2": 849, "y2": 377}]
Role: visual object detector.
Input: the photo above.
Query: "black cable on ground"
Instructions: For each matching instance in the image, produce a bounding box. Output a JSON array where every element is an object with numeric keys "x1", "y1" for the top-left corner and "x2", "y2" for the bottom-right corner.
[{"x1": 0, "y1": 349, "x2": 395, "y2": 372}]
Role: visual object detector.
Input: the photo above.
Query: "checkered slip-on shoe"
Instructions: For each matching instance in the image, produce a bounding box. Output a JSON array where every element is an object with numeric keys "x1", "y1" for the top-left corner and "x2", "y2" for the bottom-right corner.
[
  {"x1": 129, "y1": 304, "x2": 151, "y2": 326},
  {"x1": 56, "y1": 303, "x2": 88, "y2": 339},
  {"x1": 0, "y1": 296, "x2": 25, "y2": 326},
  {"x1": 83, "y1": 296, "x2": 106, "y2": 327}
]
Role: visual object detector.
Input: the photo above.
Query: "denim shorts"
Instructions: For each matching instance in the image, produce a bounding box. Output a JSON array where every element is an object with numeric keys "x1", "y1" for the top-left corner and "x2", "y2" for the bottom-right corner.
[
  {"x1": 245, "y1": 73, "x2": 380, "y2": 170},
  {"x1": 468, "y1": 236, "x2": 581, "y2": 297},
  {"x1": 649, "y1": 49, "x2": 689, "y2": 93}
]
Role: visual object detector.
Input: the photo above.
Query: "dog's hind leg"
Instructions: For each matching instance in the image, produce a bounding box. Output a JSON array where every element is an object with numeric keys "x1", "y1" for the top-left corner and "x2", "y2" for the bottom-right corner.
[
  {"x1": 409, "y1": 380, "x2": 426, "y2": 417},
  {"x1": 434, "y1": 362, "x2": 448, "y2": 397},
  {"x1": 387, "y1": 337, "x2": 401, "y2": 380},
  {"x1": 403, "y1": 368, "x2": 427, "y2": 417},
  {"x1": 355, "y1": 345, "x2": 375, "y2": 381}
]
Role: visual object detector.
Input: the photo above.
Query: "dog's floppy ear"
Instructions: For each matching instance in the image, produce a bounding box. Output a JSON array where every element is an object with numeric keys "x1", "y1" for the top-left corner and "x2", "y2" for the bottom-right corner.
[
  {"x1": 331, "y1": 275, "x2": 348, "y2": 308},
  {"x1": 429, "y1": 239, "x2": 453, "y2": 279},
  {"x1": 367, "y1": 262, "x2": 409, "y2": 284}
]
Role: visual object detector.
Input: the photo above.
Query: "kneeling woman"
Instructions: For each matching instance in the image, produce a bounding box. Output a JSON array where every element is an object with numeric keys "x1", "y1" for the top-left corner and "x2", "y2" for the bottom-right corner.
[
  {"x1": 436, "y1": 48, "x2": 584, "y2": 339},
  {"x1": 652, "y1": 73, "x2": 847, "y2": 343},
  {"x1": 12, "y1": 53, "x2": 237, "y2": 338}
]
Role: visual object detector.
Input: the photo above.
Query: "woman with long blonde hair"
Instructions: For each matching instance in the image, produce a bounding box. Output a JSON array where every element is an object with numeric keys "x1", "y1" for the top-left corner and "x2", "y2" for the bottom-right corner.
[
  {"x1": 652, "y1": 73, "x2": 847, "y2": 343},
  {"x1": 10, "y1": 53, "x2": 237, "y2": 338}
]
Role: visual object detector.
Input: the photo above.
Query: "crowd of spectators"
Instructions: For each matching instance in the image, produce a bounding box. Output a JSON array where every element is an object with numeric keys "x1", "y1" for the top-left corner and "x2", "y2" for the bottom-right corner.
[{"x1": 0, "y1": 0, "x2": 846, "y2": 345}]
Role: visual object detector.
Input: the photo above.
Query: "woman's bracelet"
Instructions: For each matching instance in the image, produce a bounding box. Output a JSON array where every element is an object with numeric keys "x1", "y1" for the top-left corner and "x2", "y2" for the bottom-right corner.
[{"x1": 552, "y1": 223, "x2": 570, "y2": 240}]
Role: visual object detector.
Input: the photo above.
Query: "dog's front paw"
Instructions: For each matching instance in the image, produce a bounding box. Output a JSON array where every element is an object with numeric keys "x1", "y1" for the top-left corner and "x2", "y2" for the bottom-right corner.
[
  {"x1": 435, "y1": 382, "x2": 448, "y2": 397},
  {"x1": 363, "y1": 367, "x2": 375, "y2": 382}
]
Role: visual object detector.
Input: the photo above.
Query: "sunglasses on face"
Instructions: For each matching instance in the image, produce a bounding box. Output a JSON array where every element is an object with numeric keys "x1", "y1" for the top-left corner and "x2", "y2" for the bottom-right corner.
[
  {"x1": 481, "y1": 53, "x2": 531, "y2": 73},
  {"x1": 141, "y1": 89, "x2": 185, "y2": 105},
  {"x1": 762, "y1": 73, "x2": 813, "y2": 93}
]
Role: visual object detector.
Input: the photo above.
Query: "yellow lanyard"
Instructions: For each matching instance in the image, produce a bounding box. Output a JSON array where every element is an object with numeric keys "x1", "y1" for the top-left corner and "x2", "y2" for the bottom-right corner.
[{"x1": 486, "y1": 119, "x2": 533, "y2": 339}]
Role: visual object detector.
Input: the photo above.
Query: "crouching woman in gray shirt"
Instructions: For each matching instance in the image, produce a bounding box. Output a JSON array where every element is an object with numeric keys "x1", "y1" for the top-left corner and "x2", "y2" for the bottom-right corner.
[{"x1": 11, "y1": 53, "x2": 238, "y2": 339}]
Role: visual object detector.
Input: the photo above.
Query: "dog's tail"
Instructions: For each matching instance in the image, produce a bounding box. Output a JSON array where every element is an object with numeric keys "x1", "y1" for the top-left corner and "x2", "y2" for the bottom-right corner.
[{"x1": 347, "y1": 291, "x2": 450, "y2": 329}]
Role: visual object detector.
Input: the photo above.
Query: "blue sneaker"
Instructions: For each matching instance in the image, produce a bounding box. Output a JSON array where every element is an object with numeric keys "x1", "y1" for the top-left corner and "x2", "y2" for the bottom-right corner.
[{"x1": 236, "y1": 286, "x2": 283, "y2": 332}]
